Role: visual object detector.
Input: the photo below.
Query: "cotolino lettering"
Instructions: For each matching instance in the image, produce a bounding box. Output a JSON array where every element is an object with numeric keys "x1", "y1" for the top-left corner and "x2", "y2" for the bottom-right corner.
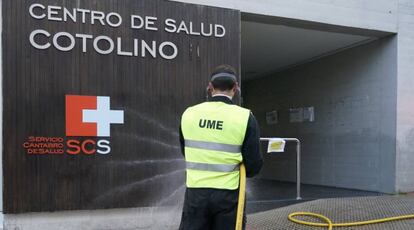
[
  {"x1": 29, "y1": 29, "x2": 178, "y2": 60},
  {"x1": 199, "y1": 119, "x2": 223, "y2": 130}
]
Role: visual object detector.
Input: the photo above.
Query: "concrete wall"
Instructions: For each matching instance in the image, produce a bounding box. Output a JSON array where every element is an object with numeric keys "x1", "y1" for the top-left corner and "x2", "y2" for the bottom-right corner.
[
  {"x1": 173, "y1": 0, "x2": 398, "y2": 33},
  {"x1": 395, "y1": 0, "x2": 414, "y2": 193},
  {"x1": 244, "y1": 37, "x2": 397, "y2": 193}
]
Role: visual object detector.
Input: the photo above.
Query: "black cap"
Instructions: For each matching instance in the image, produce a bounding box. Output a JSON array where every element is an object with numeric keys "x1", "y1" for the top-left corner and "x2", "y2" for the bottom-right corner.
[
  {"x1": 210, "y1": 64, "x2": 238, "y2": 83},
  {"x1": 211, "y1": 72, "x2": 237, "y2": 82}
]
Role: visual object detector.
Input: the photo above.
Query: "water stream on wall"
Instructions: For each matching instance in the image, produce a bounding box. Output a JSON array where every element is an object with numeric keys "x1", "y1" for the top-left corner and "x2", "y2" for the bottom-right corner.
[
  {"x1": 97, "y1": 107, "x2": 189, "y2": 229},
  {"x1": 127, "y1": 108, "x2": 180, "y2": 139},
  {"x1": 110, "y1": 112, "x2": 186, "y2": 228}
]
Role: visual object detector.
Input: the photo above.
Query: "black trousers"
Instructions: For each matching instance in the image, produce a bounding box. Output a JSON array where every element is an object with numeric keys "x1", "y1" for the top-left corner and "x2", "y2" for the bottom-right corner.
[{"x1": 179, "y1": 188, "x2": 246, "y2": 230}]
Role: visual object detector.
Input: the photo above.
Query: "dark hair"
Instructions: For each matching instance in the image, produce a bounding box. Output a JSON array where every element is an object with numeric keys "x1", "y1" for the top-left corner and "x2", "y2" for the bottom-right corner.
[{"x1": 210, "y1": 64, "x2": 237, "y2": 91}]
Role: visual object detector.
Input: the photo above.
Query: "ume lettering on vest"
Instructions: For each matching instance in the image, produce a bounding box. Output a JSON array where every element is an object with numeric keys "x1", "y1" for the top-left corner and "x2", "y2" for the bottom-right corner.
[{"x1": 199, "y1": 119, "x2": 223, "y2": 130}]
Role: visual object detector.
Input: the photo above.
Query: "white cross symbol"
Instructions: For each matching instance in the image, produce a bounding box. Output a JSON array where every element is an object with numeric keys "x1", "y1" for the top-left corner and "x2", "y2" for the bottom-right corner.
[{"x1": 82, "y1": 96, "x2": 124, "y2": 137}]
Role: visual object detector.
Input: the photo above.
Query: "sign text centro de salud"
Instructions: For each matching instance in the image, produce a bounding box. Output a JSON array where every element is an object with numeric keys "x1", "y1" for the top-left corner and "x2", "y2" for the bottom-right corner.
[{"x1": 28, "y1": 3, "x2": 227, "y2": 60}]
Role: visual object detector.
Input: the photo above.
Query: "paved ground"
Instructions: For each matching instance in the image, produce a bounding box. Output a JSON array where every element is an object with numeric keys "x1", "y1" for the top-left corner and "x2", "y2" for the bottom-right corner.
[
  {"x1": 246, "y1": 179, "x2": 383, "y2": 214},
  {"x1": 247, "y1": 195, "x2": 414, "y2": 230}
]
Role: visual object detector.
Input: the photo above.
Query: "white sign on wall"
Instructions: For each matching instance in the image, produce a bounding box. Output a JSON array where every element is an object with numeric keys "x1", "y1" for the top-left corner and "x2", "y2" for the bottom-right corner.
[
  {"x1": 289, "y1": 108, "x2": 304, "y2": 123},
  {"x1": 289, "y1": 107, "x2": 315, "y2": 123}
]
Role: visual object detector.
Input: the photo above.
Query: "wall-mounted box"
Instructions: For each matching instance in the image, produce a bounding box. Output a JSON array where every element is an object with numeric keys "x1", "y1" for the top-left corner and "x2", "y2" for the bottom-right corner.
[{"x1": 304, "y1": 106, "x2": 315, "y2": 122}]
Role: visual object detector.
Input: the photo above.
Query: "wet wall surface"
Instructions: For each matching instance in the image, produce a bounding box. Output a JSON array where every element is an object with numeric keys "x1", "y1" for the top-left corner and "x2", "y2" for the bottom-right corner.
[{"x1": 2, "y1": 0, "x2": 240, "y2": 213}]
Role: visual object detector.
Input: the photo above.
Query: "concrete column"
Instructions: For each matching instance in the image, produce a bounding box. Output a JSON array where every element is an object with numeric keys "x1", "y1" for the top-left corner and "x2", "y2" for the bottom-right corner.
[{"x1": 396, "y1": 0, "x2": 414, "y2": 193}]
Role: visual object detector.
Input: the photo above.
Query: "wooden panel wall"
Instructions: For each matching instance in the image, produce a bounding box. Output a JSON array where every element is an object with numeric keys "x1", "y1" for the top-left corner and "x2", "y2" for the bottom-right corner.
[{"x1": 2, "y1": 0, "x2": 240, "y2": 213}]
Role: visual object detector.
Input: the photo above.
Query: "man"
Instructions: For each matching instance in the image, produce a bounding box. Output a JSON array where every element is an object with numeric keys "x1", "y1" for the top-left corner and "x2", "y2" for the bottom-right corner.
[{"x1": 179, "y1": 64, "x2": 263, "y2": 230}]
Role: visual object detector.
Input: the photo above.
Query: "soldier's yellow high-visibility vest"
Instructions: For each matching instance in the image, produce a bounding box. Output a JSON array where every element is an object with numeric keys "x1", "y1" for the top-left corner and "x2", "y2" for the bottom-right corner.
[{"x1": 181, "y1": 101, "x2": 250, "y2": 190}]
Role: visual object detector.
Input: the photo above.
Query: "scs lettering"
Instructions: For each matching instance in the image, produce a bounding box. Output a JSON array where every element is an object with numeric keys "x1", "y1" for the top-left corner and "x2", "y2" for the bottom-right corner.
[
  {"x1": 66, "y1": 139, "x2": 111, "y2": 155},
  {"x1": 65, "y1": 95, "x2": 124, "y2": 155}
]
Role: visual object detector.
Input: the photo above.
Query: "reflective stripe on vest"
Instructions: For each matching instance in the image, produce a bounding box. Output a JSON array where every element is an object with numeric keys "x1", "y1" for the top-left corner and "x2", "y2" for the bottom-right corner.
[
  {"x1": 186, "y1": 162, "x2": 240, "y2": 172},
  {"x1": 185, "y1": 140, "x2": 242, "y2": 153},
  {"x1": 181, "y1": 101, "x2": 250, "y2": 190}
]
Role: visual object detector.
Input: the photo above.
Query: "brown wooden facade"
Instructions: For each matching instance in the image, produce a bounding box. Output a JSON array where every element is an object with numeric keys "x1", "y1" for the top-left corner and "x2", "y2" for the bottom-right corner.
[{"x1": 2, "y1": 0, "x2": 240, "y2": 213}]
